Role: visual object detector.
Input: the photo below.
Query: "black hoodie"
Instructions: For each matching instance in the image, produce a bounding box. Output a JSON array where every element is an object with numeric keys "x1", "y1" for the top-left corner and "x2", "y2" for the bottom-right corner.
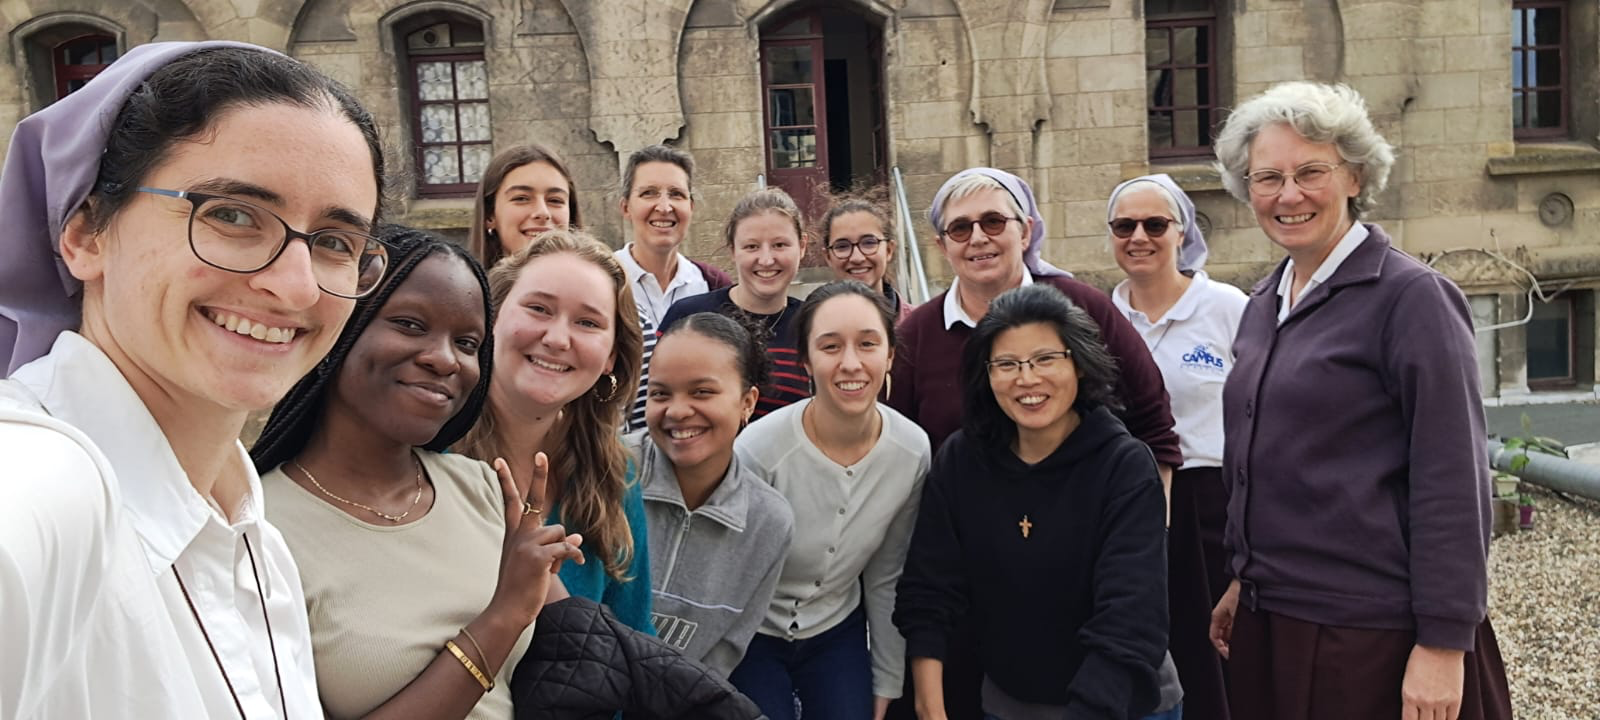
[{"x1": 893, "y1": 406, "x2": 1168, "y2": 719}]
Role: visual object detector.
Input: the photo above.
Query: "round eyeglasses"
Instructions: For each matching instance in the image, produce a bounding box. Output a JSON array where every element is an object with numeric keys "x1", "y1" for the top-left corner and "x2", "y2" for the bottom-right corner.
[
  {"x1": 827, "y1": 235, "x2": 884, "y2": 259},
  {"x1": 138, "y1": 187, "x2": 388, "y2": 299},
  {"x1": 1243, "y1": 162, "x2": 1346, "y2": 197},
  {"x1": 940, "y1": 213, "x2": 1022, "y2": 243}
]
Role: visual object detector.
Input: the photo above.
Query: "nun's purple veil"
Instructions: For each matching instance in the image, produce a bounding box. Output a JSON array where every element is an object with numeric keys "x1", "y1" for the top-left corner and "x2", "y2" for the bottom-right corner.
[{"x1": 0, "y1": 41, "x2": 264, "y2": 374}]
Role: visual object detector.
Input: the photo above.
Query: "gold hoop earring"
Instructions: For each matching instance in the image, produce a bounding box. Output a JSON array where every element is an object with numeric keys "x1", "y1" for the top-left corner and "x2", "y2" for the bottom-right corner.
[
  {"x1": 882, "y1": 374, "x2": 892, "y2": 401},
  {"x1": 594, "y1": 373, "x2": 619, "y2": 402}
]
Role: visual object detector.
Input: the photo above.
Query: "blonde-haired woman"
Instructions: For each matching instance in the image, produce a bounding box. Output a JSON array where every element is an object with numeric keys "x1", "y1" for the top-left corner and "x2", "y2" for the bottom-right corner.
[{"x1": 458, "y1": 229, "x2": 653, "y2": 633}]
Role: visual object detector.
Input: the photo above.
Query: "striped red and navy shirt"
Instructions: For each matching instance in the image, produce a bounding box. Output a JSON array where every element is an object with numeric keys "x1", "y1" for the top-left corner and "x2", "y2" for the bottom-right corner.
[{"x1": 658, "y1": 287, "x2": 810, "y2": 420}]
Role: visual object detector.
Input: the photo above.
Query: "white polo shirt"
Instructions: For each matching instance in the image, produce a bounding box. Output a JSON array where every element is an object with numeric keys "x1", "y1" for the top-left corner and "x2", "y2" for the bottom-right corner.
[
  {"x1": 616, "y1": 243, "x2": 711, "y2": 327},
  {"x1": 1112, "y1": 271, "x2": 1248, "y2": 469},
  {"x1": 0, "y1": 332, "x2": 320, "y2": 719}
]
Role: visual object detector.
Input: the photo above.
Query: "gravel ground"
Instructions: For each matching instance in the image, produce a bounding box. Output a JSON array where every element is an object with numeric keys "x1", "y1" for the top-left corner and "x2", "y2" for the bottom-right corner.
[{"x1": 1488, "y1": 483, "x2": 1600, "y2": 719}]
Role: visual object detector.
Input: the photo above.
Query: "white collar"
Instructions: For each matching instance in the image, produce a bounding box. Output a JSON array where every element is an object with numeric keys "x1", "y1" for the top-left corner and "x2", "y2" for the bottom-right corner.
[
  {"x1": 618, "y1": 243, "x2": 699, "y2": 290},
  {"x1": 1113, "y1": 270, "x2": 1211, "y2": 325},
  {"x1": 10, "y1": 331, "x2": 264, "y2": 574},
  {"x1": 942, "y1": 272, "x2": 1035, "y2": 330},
  {"x1": 1277, "y1": 223, "x2": 1370, "y2": 300}
]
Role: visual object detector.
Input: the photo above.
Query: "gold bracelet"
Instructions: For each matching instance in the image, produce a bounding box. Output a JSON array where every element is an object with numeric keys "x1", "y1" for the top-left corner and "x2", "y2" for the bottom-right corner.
[
  {"x1": 459, "y1": 627, "x2": 491, "y2": 675},
  {"x1": 445, "y1": 639, "x2": 494, "y2": 692}
]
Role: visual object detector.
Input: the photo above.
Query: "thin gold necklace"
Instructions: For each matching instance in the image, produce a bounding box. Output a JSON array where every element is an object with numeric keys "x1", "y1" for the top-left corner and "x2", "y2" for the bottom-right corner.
[{"x1": 293, "y1": 454, "x2": 424, "y2": 523}]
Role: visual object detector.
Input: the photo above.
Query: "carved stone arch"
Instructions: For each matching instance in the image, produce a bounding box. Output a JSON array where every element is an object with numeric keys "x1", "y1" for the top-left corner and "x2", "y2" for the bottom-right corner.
[
  {"x1": 174, "y1": 0, "x2": 306, "y2": 49},
  {"x1": 8, "y1": 8, "x2": 149, "y2": 113},
  {"x1": 377, "y1": 0, "x2": 496, "y2": 55},
  {"x1": 742, "y1": 0, "x2": 899, "y2": 28},
  {"x1": 948, "y1": 0, "x2": 1053, "y2": 172},
  {"x1": 555, "y1": 0, "x2": 696, "y2": 158}
]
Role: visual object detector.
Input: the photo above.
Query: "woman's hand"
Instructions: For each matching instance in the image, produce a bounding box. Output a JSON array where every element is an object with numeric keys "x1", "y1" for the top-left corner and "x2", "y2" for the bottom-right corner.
[
  {"x1": 873, "y1": 696, "x2": 890, "y2": 720},
  {"x1": 1401, "y1": 644, "x2": 1464, "y2": 720},
  {"x1": 487, "y1": 453, "x2": 585, "y2": 625},
  {"x1": 1209, "y1": 579, "x2": 1241, "y2": 660},
  {"x1": 911, "y1": 658, "x2": 947, "y2": 720}
]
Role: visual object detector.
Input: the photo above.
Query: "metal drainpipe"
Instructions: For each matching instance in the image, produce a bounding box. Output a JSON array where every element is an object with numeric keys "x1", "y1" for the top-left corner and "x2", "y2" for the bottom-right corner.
[{"x1": 1487, "y1": 439, "x2": 1600, "y2": 502}]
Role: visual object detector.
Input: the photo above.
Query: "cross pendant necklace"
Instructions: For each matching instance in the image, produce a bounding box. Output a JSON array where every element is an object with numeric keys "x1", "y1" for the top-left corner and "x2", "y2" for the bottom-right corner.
[{"x1": 1019, "y1": 515, "x2": 1033, "y2": 539}]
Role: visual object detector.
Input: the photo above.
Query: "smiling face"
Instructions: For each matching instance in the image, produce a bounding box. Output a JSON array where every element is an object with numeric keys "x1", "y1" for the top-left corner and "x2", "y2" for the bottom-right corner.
[
  {"x1": 988, "y1": 322, "x2": 1079, "y2": 439},
  {"x1": 803, "y1": 293, "x2": 893, "y2": 418},
  {"x1": 646, "y1": 330, "x2": 758, "y2": 480},
  {"x1": 1247, "y1": 122, "x2": 1361, "y2": 261},
  {"x1": 621, "y1": 161, "x2": 693, "y2": 255},
  {"x1": 491, "y1": 252, "x2": 618, "y2": 415},
  {"x1": 732, "y1": 210, "x2": 805, "y2": 306},
  {"x1": 939, "y1": 187, "x2": 1030, "y2": 292},
  {"x1": 330, "y1": 253, "x2": 485, "y2": 446},
  {"x1": 823, "y1": 210, "x2": 892, "y2": 292},
  {"x1": 63, "y1": 102, "x2": 377, "y2": 413},
  {"x1": 486, "y1": 161, "x2": 571, "y2": 256},
  {"x1": 1110, "y1": 188, "x2": 1183, "y2": 281}
]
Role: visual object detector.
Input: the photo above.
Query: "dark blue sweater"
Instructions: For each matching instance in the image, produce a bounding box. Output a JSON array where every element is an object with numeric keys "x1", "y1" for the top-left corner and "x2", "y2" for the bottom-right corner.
[
  {"x1": 658, "y1": 287, "x2": 809, "y2": 420},
  {"x1": 894, "y1": 407, "x2": 1168, "y2": 719}
]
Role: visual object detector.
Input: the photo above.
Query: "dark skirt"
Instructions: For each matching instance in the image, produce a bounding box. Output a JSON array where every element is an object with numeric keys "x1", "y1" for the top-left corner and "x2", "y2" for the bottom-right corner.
[
  {"x1": 1168, "y1": 467, "x2": 1231, "y2": 720},
  {"x1": 1228, "y1": 607, "x2": 1513, "y2": 720}
]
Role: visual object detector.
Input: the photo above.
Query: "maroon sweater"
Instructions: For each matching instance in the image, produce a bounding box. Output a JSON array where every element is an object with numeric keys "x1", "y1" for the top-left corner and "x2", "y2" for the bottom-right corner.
[
  {"x1": 888, "y1": 274, "x2": 1182, "y2": 467},
  {"x1": 1222, "y1": 224, "x2": 1490, "y2": 651}
]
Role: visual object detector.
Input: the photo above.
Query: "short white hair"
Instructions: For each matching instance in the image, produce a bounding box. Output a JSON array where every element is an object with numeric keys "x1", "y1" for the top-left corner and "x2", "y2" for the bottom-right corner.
[
  {"x1": 1213, "y1": 82, "x2": 1395, "y2": 218},
  {"x1": 939, "y1": 173, "x2": 1024, "y2": 223}
]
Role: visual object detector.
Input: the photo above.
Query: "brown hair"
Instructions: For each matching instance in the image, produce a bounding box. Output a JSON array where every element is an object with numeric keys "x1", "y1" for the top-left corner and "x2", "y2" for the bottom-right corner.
[
  {"x1": 457, "y1": 229, "x2": 644, "y2": 580},
  {"x1": 467, "y1": 143, "x2": 580, "y2": 270},
  {"x1": 621, "y1": 143, "x2": 695, "y2": 198},
  {"x1": 722, "y1": 187, "x2": 806, "y2": 249}
]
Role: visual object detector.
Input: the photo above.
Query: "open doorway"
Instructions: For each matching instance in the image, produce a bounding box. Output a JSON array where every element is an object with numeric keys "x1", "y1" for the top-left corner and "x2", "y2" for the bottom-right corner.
[{"x1": 759, "y1": 5, "x2": 887, "y2": 220}]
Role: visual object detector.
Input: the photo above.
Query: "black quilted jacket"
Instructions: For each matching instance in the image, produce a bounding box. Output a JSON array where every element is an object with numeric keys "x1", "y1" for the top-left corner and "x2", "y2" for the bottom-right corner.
[{"x1": 510, "y1": 596, "x2": 766, "y2": 720}]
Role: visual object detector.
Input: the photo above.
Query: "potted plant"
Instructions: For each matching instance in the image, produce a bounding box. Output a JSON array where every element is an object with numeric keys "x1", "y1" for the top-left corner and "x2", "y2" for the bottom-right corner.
[{"x1": 1517, "y1": 492, "x2": 1535, "y2": 531}]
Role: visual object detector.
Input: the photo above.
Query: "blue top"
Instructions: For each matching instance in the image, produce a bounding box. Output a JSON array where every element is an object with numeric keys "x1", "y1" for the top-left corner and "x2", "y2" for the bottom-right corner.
[
  {"x1": 658, "y1": 286, "x2": 809, "y2": 421},
  {"x1": 549, "y1": 460, "x2": 656, "y2": 635}
]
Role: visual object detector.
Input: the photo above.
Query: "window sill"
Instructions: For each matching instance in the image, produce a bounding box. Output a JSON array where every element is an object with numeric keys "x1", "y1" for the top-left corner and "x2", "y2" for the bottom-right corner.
[
  {"x1": 397, "y1": 197, "x2": 475, "y2": 231},
  {"x1": 1485, "y1": 142, "x2": 1600, "y2": 177},
  {"x1": 1149, "y1": 160, "x2": 1225, "y2": 192}
]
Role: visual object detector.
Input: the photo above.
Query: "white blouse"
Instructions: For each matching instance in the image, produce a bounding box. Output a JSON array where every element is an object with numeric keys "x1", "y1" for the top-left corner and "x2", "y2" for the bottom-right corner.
[{"x1": 0, "y1": 332, "x2": 319, "y2": 719}]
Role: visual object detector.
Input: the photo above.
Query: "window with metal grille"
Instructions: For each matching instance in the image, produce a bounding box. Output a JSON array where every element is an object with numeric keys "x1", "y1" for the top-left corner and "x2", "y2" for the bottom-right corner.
[
  {"x1": 404, "y1": 18, "x2": 491, "y2": 197},
  {"x1": 1512, "y1": 0, "x2": 1568, "y2": 139},
  {"x1": 1146, "y1": 0, "x2": 1218, "y2": 158}
]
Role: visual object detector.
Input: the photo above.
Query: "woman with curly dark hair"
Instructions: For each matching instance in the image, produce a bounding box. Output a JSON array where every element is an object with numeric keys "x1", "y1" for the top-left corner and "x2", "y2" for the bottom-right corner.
[{"x1": 894, "y1": 284, "x2": 1173, "y2": 720}]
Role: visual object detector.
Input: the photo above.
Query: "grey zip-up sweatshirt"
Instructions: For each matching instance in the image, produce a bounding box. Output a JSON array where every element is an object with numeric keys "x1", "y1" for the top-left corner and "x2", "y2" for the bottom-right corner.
[{"x1": 633, "y1": 432, "x2": 795, "y2": 677}]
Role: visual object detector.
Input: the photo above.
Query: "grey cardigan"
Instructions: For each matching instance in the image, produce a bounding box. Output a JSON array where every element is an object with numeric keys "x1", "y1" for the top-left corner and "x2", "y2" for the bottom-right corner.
[{"x1": 634, "y1": 431, "x2": 795, "y2": 676}]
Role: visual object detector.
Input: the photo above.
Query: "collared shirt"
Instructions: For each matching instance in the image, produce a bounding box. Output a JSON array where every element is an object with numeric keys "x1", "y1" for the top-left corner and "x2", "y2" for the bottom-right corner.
[
  {"x1": 1112, "y1": 271, "x2": 1249, "y2": 469},
  {"x1": 942, "y1": 272, "x2": 1034, "y2": 330},
  {"x1": 0, "y1": 332, "x2": 320, "y2": 719},
  {"x1": 734, "y1": 399, "x2": 930, "y2": 699},
  {"x1": 1276, "y1": 222, "x2": 1370, "y2": 323},
  {"x1": 616, "y1": 243, "x2": 711, "y2": 327}
]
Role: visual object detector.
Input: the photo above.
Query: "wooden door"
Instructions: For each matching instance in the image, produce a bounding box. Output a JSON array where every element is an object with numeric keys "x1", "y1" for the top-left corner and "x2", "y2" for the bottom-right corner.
[{"x1": 760, "y1": 14, "x2": 829, "y2": 218}]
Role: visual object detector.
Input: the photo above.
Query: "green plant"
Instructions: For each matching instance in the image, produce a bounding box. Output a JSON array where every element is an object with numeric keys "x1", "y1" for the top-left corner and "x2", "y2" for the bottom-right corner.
[
  {"x1": 1500, "y1": 413, "x2": 1568, "y2": 474},
  {"x1": 1518, "y1": 492, "x2": 1535, "y2": 508}
]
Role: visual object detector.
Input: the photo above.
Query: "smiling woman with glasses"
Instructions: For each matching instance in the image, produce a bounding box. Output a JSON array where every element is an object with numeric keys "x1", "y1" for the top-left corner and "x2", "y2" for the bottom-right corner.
[
  {"x1": 1209, "y1": 81, "x2": 1511, "y2": 720},
  {"x1": 1105, "y1": 172, "x2": 1247, "y2": 720},
  {"x1": 895, "y1": 283, "x2": 1170, "y2": 720},
  {"x1": 883, "y1": 168, "x2": 1180, "y2": 719},
  {"x1": 0, "y1": 42, "x2": 384, "y2": 717},
  {"x1": 818, "y1": 195, "x2": 916, "y2": 321}
]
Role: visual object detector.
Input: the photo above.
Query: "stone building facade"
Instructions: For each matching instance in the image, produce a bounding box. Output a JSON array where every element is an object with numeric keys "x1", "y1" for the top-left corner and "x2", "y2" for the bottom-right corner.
[{"x1": 3, "y1": 0, "x2": 1598, "y2": 401}]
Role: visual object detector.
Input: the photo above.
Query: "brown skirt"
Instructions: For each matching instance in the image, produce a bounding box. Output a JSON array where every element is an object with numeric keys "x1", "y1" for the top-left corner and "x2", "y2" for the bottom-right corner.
[
  {"x1": 1168, "y1": 467, "x2": 1231, "y2": 720},
  {"x1": 1228, "y1": 607, "x2": 1513, "y2": 720}
]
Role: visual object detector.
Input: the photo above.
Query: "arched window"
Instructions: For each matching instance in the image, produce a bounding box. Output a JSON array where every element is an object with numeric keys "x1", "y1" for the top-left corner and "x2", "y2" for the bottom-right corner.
[
  {"x1": 1145, "y1": 0, "x2": 1219, "y2": 159},
  {"x1": 402, "y1": 15, "x2": 491, "y2": 197},
  {"x1": 53, "y1": 34, "x2": 117, "y2": 99}
]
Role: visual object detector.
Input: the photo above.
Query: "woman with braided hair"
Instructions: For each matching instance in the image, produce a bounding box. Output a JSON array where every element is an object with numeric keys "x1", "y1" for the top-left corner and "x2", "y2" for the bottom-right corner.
[
  {"x1": 456, "y1": 229, "x2": 655, "y2": 634},
  {"x1": 252, "y1": 225, "x2": 584, "y2": 720}
]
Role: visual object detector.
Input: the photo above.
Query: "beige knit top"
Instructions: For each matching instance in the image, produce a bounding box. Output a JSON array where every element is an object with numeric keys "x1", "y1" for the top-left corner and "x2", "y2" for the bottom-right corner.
[{"x1": 264, "y1": 451, "x2": 531, "y2": 720}]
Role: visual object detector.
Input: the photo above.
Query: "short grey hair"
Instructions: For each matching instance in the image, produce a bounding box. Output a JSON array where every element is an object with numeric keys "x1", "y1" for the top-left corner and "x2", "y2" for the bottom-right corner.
[
  {"x1": 938, "y1": 173, "x2": 1024, "y2": 225},
  {"x1": 1213, "y1": 82, "x2": 1395, "y2": 218}
]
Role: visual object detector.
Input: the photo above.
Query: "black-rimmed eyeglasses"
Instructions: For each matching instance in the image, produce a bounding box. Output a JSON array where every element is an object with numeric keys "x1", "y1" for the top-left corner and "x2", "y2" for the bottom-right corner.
[
  {"x1": 940, "y1": 213, "x2": 1022, "y2": 243},
  {"x1": 138, "y1": 187, "x2": 388, "y2": 299},
  {"x1": 827, "y1": 235, "x2": 884, "y2": 259},
  {"x1": 986, "y1": 350, "x2": 1072, "y2": 377}
]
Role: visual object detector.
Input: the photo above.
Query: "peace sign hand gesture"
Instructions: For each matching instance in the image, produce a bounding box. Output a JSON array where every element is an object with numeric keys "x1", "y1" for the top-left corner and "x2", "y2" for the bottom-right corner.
[{"x1": 488, "y1": 453, "x2": 584, "y2": 625}]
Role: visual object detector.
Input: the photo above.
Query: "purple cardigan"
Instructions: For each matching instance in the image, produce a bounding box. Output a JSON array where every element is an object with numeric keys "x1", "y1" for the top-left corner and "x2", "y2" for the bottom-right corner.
[
  {"x1": 887, "y1": 274, "x2": 1182, "y2": 467},
  {"x1": 1222, "y1": 224, "x2": 1491, "y2": 652}
]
